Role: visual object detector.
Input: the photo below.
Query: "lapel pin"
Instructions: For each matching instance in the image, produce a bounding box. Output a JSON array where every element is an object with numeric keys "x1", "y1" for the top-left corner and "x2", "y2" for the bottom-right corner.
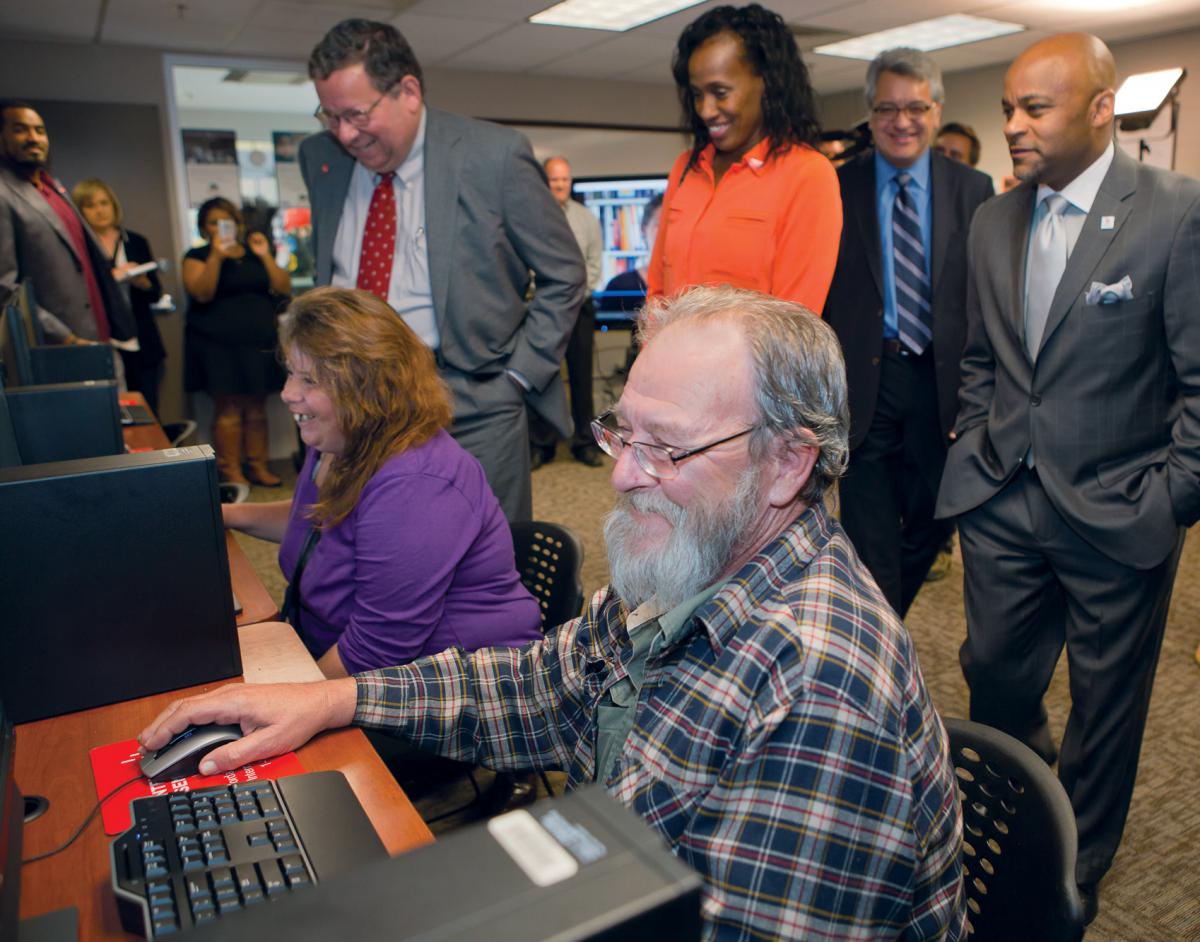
[
  {"x1": 321, "y1": 163, "x2": 329, "y2": 174},
  {"x1": 1100, "y1": 215, "x2": 1115, "y2": 230}
]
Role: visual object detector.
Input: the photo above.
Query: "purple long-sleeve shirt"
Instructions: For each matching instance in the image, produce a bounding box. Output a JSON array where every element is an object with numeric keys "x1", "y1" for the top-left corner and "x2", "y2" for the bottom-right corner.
[{"x1": 279, "y1": 430, "x2": 542, "y2": 673}]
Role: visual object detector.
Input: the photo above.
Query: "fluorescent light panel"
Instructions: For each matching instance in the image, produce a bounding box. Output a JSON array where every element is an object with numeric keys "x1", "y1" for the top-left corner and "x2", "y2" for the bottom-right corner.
[
  {"x1": 1115, "y1": 67, "x2": 1185, "y2": 116},
  {"x1": 815, "y1": 14, "x2": 1025, "y2": 61},
  {"x1": 530, "y1": 0, "x2": 705, "y2": 32}
]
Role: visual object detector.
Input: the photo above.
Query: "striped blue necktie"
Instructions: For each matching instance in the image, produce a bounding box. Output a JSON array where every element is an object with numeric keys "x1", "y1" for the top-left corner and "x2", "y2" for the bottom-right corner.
[{"x1": 892, "y1": 172, "x2": 932, "y2": 355}]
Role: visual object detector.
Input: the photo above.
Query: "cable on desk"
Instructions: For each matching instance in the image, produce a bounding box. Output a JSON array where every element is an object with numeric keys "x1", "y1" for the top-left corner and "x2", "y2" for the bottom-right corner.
[{"x1": 21, "y1": 775, "x2": 142, "y2": 864}]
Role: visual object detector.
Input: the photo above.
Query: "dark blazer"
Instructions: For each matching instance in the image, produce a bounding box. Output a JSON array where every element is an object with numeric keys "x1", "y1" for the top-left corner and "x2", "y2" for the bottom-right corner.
[
  {"x1": 299, "y1": 107, "x2": 585, "y2": 435},
  {"x1": 0, "y1": 161, "x2": 134, "y2": 343},
  {"x1": 824, "y1": 151, "x2": 994, "y2": 450},
  {"x1": 935, "y1": 149, "x2": 1200, "y2": 569},
  {"x1": 116, "y1": 229, "x2": 166, "y2": 367}
]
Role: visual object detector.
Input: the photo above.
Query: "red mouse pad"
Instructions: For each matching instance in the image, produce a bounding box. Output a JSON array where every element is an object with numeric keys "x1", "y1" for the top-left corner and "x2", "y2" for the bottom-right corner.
[{"x1": 90, "y1": 739, "x2": 306, "y2": 835}]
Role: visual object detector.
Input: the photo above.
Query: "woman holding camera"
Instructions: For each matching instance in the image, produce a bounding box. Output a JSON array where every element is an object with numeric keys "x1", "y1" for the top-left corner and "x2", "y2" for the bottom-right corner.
[{"x1": 183, "y1": 197, "x2": 291, "y2": 485}]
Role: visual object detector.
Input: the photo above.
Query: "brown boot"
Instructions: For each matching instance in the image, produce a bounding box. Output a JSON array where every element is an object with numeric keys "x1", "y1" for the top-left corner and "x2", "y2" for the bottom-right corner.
[
  {"x1": 212, "y1": 402, "x2": 249, "y2": 485},
  {"x1": 243, "y1": 400, "x2": 282, "y2": 487}
]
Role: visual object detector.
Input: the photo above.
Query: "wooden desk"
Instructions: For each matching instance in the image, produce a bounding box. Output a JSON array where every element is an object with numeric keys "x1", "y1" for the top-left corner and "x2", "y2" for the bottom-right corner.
[
  {"x1": 118, "y1": 393, "x2": 280, "y2": 627},
  {"x1": 16, "y1": 621, "x2": 434, "y2": 940},
  {"x1": 119, "y1": 392, "x2": 170, "y2": 452},
  {"x1": 226, "y1": 533, "x2": 280, "y2": 626}
]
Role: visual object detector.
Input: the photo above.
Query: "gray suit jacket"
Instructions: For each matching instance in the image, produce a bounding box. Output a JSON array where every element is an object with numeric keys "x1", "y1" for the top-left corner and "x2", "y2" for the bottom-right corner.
[
  {"x1": 936, "y1": 149, "x2": 1200, "y2": 569},
  {"x1": 0, "y1": 161, "x2": 134, "y2": 343},
  {"x1": 299, "y1": 107, "x2": 585, "y2": 435}
]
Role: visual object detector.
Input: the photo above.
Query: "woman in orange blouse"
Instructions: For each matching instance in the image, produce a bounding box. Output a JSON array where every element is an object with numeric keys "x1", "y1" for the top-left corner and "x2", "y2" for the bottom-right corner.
[{"x1": 648, "y1": 4, "x2": 842, "y2": 313}]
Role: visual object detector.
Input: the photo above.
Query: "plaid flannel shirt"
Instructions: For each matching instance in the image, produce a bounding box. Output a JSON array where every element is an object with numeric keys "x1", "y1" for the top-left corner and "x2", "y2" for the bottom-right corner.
[{"x1": 355, "y1": 504, "x2": 965, "y2": 940}]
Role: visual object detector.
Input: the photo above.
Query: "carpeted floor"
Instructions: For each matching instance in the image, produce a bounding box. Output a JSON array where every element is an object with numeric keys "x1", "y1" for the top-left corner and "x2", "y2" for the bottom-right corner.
[{"x1": 236, "y1": 448, "x2": 1200, "y2": 940}]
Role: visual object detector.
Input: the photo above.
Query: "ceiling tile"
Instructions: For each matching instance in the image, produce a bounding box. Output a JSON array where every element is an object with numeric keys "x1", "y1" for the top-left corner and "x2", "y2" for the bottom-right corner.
[
  {"x1": 531, "y1": 32, "x2": 676, "y2": 81},
  {"x1": 444, "y1": 22, "x2": 610, "y2": 72},
  {"x1": 391, "y1": 12, "x2": 513, "y2": 64},
  {"x1": 0, "y1": 2, "x2": 101, "y2": 43}
]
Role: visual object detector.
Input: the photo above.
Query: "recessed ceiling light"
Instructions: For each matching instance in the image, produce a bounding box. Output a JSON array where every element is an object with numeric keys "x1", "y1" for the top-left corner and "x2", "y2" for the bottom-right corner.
[
  {"x1": 814, "y1": 14, "x2": 1025, "y2": 61},
  {"x1": 529, "y1": 0, "x2": 705, "y2": 32}
]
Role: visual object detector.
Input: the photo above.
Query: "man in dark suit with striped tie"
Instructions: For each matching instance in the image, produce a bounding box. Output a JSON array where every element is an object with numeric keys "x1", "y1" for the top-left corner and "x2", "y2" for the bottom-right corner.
[{"x1": 825, "y1": 48, "x2": 994, "y2": 618}]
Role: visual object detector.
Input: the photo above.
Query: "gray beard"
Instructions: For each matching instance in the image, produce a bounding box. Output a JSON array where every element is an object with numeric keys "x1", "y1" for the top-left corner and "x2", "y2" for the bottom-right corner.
[{"x1": 603, "y1": 467, "x2": 762, "y2": 610}]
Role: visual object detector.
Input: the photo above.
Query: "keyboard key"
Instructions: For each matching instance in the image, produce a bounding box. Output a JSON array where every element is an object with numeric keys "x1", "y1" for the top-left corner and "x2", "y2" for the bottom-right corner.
[
  {"x1": 185, "y1": 875, "x2": 210, "y2": 903},
  {"x1": 210, "y1": 866, "x2": 234, "y2": 890},
  {"x1": 235, "y1": 864, "x2": 264, "y2": 903},
  {"x1": 247, "y1": 831, "x2": 271, "y2": 847},
  {"x1": 258, "y1": 859, "x2": 287, "y2": 897},
  {"x1": 191, "y1": 898, "x2": 216, "y2": 917},
  {"x1": 218, "y1": 896, "x2": 242, "y2": 915},
  {"x1": 281, "y1": 855, "x2": 306, "y2": 877},
  {"x1": 151, "y1": 917, "x2": 178, "y2": 936},
  {"x1": 150, "y1": 902, "x2": 176, "y2": 920}
]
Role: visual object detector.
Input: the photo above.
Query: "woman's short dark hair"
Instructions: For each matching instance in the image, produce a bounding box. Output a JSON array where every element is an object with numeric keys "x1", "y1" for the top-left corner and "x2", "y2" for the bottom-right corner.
[
  {"x1": 196, "y1": 197, "x2": 242, "y2": 235},
  {"x1": 308, "y1": 18, "x2": 424, "y2": 93},
  {"x1": 671, "y1": 4, "x2": 821, "y2": 174}
]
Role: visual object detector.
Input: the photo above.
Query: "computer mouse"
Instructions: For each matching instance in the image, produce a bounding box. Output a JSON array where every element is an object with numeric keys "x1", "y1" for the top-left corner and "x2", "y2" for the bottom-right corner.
[{"x1": 140, "y1": 723, "x2": 244, "y2": 783}]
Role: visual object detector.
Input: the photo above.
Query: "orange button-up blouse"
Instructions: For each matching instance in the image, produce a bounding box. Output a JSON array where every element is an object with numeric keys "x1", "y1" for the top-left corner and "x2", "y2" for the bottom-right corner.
[{"x1": 646, "y1": 138, "x2": 842, "y2": 314}]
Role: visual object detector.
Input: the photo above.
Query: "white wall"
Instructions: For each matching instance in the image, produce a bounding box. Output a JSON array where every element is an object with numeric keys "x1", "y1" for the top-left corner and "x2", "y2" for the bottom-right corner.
[{"x1": 819, "y1": 28, "x2": 1200, "y2": 189}]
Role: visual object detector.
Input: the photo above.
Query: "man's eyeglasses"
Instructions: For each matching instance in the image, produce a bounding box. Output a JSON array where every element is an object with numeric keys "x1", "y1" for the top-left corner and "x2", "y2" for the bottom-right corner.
[
  {"x1": 590, "y1": 410, "x2": 756, "y2": 480},
  {"x1": 871, "y1": 101, "x2": 936, "y2": 121},
  {"x1": 314, "y1": 84, "x2": 395, "y2": 131}
]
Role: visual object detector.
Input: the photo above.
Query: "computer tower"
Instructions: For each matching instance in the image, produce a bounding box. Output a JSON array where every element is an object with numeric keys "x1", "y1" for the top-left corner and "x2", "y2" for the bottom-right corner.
[
  {"x1": 3, "y1": 380, "x2": 123, "y2": 465},
  {"x1": 190, "y1": 784, "x2": 703, "y2": 941},
  {"x1": 0, "y1": 447, "x2": 242, "y2": 723}
]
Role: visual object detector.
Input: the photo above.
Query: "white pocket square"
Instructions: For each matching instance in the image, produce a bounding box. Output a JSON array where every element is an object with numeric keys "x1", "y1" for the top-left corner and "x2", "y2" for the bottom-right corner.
[{"x1": 1085, "y1": 275, "x2": 1134, "y2": 305}]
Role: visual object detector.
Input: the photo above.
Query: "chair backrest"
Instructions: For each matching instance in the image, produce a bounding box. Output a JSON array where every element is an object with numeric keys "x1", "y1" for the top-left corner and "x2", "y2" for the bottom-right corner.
[
  {"x1": 943, "y1": 717, "x2": 1085, "y2": 942},
  {"x1": 510, "y1": 521, "x2": 585, "y2": 631}
]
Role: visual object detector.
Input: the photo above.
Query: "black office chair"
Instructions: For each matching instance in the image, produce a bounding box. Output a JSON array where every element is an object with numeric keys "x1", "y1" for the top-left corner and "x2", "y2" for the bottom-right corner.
[
  {"x1": 388, "y1": 522, "x2": 587, "y2": 823},
  {"x1": 943, "y1": 717, "x2": 1086, "y2": 942},
  {"x1": 510, "y1": 520, "x2": 585, "y2": 630}
]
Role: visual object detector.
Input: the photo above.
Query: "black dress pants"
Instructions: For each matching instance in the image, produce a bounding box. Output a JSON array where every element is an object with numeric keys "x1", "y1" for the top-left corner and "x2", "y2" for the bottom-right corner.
[{"x1": 839, "y1": 347, "x2": 952, "y2": 617}]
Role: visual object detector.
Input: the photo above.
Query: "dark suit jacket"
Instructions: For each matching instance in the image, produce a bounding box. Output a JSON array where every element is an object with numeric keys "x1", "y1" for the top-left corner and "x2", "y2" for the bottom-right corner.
[
  {"x1": 824, "y1": 151, "x2": 994, "y2": 451},
  {"x1": 299, "y1": 107, "x2": 585, "y2": 435},
  {"x1": 0, "y1": 161, "x2": 134, "y2": 343},
  {"x1": 935, "y1": 149, "x2": 1200, "y2": 569},
  {"x1": 116, "y1": 229, "x2": 166, "y2": 367}
]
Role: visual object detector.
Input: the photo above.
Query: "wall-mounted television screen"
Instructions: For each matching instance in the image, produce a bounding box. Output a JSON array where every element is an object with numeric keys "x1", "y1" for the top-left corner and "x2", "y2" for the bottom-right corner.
[{"x1": 573, "y1": 175, "x2": 668, "y2": 329}]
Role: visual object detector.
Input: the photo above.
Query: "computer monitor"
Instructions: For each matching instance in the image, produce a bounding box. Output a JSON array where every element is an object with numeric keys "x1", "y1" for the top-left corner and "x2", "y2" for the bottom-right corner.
[
  {"x1": 573, "y1": 176, "x2": 669, "y2": 329},
  {"x1": 0, "y1": 385, "x2": 21, "y2": 468},
  {"x1": 2, "y1": 380, "x2": 123, "y2": 465},
  {"x1": 0, "y1": 446, "x2": 242, "y2": 723}
]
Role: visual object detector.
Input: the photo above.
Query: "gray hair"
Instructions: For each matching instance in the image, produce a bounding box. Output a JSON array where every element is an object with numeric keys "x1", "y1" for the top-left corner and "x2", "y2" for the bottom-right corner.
[
  {"x1": 637, "y1": 286, "x2": 849, "y2": 504},
  {"x1": 865, "y1": 47, "x2": 944, "y2": 107}
]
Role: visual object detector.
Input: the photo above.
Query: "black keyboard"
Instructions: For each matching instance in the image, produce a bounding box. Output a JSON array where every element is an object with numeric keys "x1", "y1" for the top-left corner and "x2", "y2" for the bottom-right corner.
[{"x1": 111, "y1": 771, "x2": 387, "y2": 937}]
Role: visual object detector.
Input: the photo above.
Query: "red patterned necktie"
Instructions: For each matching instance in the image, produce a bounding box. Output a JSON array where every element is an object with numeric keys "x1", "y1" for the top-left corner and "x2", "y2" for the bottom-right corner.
[{"x1": 356, "y1": 171, "x2": 396, "y2": 300}]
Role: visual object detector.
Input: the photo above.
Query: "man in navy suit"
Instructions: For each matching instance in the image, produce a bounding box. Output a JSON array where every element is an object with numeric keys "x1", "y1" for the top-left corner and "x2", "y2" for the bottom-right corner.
[
  {"x1": 936, "y1": 34, "x2": 1200, "y2": 922},
  {"x1": 824, "y1": 49, "x2": 993, "y2": 617},
  {"x1": 300, "y1": 20, "x2": 585, "y2": 522}
]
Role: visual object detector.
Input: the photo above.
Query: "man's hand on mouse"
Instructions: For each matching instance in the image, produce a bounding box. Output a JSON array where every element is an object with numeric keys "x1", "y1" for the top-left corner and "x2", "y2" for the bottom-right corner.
[{"x1": 139, "y1": 679, "x2": 359, "y2": 775}]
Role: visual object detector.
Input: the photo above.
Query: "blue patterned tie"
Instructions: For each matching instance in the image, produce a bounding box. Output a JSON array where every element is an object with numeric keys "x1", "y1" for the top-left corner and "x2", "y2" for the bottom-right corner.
[{"x1": 892, "y1": 172, "x2": 933, "y2": 355}]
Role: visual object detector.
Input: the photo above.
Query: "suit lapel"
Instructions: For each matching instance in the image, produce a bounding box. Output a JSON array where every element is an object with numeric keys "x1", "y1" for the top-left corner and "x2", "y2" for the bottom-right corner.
[
  {"x1": 2, "y1": 165, "x2": 80, "y2": 265},
  {"x1": 423, "y1": 107, "x2": 464, "y2": 322},
  {"x1": 929, "y1": 155, "x2": 953, "y2": 289},
  {"x1": 847, "y1": 156, "x2": 883, "y2": 301},
  {"x1": 312, "y1": 137, "x2": 354, "y2": 282},
  {"x1": 1005, "y1": 185, "x2": 1036, "y2": 352},
  {"x1": 1037, "y1": 151, "x2": 1136, "y2": 355}
]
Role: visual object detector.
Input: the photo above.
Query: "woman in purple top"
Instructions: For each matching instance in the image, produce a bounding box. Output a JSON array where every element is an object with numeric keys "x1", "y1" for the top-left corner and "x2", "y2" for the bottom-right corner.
[{"x1": 222, "y1": 286, "x2": 542, "y2": 677}]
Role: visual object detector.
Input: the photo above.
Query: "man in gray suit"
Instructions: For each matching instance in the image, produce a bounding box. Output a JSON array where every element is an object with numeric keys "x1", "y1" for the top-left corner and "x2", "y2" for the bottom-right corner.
[
  {"x1": 0, "y1": 100, "x2": 134, "y2": 348},
  {"x1": 936, "y1": 33, "x2": 1200, "y2": 923},
  {"x1": 300, "y1": 20, "x2": 585, "y2": 523}
]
